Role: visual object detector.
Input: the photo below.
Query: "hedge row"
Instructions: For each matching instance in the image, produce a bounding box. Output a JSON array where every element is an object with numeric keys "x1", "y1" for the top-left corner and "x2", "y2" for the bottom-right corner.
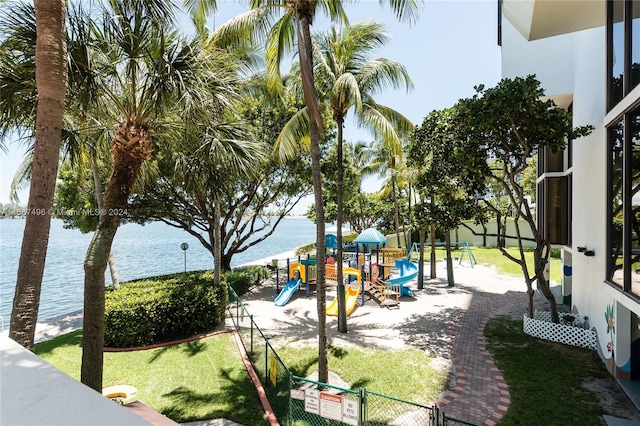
[{"x1": 104, "y1": 266, "x2": 267, "y2": 348}]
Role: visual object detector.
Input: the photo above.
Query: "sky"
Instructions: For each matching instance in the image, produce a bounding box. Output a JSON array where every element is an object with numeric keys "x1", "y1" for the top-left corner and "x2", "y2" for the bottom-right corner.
[{"x1": 0, "y1": 1, "x2": 502, "y2": 214}]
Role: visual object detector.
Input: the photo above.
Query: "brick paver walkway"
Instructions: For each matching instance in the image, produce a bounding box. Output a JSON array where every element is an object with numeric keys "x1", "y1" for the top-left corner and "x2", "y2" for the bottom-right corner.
[{"x1": 437, "y1": 290, "x2": 534, "y2": 425}]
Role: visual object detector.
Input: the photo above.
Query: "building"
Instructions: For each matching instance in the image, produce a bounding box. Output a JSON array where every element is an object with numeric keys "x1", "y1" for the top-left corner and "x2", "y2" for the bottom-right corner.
[{"x1": 500, "y1": 0, "x2": 640, "y2": 379}]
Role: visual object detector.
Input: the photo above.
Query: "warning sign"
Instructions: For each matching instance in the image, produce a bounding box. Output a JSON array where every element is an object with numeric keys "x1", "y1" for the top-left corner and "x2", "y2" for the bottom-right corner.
[
  {"x1": 342, "y1": 398, "x2": 359, "y2": 425},
  {"x1": 305, "y1": 389, "x2": 319, "y2": 414},
  {"x1": 319, "y1": 392, "x2": 342, "y2": 421}
]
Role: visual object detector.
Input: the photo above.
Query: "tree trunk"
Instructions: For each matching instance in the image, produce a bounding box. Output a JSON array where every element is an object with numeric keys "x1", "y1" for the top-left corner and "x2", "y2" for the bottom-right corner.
[
  {"x1": 418, "y1": 228, "x2": 425, "y2": 289},
  {"x1": 392, "y1": 178, "x2": 402, "y2": 248},
  {"x1": 297, "y1": 11, "x2": 328, "y2": 384},
  {"x1": 445, "y1": 230, "x2": 454, "y2": 287},
  {"x1": 213, "y1": 195, "x2": 222, "y2": 286},
  {"x1": 534, "y1": 246, "x2": 559, "y2": 322},
  {"x1": 9, "y1": 0, "x2": 67, "y2": 350},
  {"x1": 91, "y1": 156, "x2": 119, "y2": 289},
  {"x1": 430, "y1": 194, "x2": 437, "y2": 279},
  {"x1": 336, "y1": 117, "x2": 347, "y2": 333},
  {"x1": 81, "y1": 120, "x2": 151, "y2": 391}
]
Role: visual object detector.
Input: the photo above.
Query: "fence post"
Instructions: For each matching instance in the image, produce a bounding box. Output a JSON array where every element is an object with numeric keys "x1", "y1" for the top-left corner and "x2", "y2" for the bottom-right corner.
[
  {"x1": 288, "y1": 372, "x2": 293, "y2": 426},
  {"x1": 250, "y1": 314, "x2": 254, "y2": 355},
  {"x1": 265, "y1": 340, "x2": 269, "y2": 384},
  {"x1": 359, "y1": 388, "x2": 365, "y2": 426}
]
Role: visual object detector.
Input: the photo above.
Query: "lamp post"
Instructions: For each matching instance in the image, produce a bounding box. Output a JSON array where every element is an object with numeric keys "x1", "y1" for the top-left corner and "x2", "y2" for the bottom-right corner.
[{"x1": 181, "y1": 242, "x2": 189, "y2": 273}]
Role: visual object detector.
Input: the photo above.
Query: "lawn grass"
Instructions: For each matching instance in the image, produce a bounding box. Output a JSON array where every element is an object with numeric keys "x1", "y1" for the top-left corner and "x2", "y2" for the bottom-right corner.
[
  {"x1": 484, "y1": 316, "x2": 617, "y2": 425},
  {"x1": 35, "y1": 330, "x2": 269, "y2": 425},
  {"x1": 276, "y1": 344, "x2": 450, "y2": 405},
  {"x1": 416, "y1": 245, "x2": 563, "y2": 285}
]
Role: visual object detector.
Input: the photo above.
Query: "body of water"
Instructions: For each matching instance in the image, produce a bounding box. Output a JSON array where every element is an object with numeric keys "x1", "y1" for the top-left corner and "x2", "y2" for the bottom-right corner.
[{"x1": 0, "y1": 217, "x2": 318, "y2": 323}]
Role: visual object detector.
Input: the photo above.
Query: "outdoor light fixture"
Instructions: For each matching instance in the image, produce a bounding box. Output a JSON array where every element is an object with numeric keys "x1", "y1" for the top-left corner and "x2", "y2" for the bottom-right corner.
[{"x1": 577, "y1": 246, "x2": 594, "y2": 256}]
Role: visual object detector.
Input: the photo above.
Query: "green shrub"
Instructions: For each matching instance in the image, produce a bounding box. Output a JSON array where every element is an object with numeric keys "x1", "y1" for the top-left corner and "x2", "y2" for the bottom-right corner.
[
  {"x1": 226, "y1": 265, "x2": 269, "y2": 296},
  {"x1": 105, "y1": 271, "x2": 226, "y2": 347}
]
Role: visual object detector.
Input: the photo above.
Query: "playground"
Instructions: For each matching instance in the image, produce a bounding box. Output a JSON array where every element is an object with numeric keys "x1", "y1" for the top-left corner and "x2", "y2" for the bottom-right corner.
[
  {"x1": 236, "y1": 254, "x2": 529, "y2": 353},
  {"x1": 271, "y1": 229, "x2": 421, "y2": 315}
]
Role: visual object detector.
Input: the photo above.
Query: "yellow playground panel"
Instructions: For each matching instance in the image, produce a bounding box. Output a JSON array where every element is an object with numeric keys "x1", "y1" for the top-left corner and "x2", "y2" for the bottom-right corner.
[
  {"x1": 289, "y1": 261, "x2": 317, "y2": 283},
  {"x1": 326, "y1": 264, "x2": 361, "y2": 284}
]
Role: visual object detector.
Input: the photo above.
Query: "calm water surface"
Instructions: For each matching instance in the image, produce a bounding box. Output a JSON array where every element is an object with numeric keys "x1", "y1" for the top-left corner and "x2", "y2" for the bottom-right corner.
[{"x1": 0, "y1": 217, "x2": 317, "y2": 322}]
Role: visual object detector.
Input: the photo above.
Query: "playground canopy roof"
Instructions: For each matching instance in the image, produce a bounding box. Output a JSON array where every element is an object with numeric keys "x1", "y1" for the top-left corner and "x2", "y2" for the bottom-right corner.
[{"x1": 354, "y1": 228, "x2": 387, "y2": 245}]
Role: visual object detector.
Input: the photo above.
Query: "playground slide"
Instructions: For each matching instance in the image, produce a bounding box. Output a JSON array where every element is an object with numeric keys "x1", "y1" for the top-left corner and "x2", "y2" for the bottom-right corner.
[
  {"x1": 274, "y1": 278, "x2": 301, "y2": 306},
  {"x1": 386, "y1": 259, "x2": 418, "y2": 297},
  {"x1": 326, "y1": 285, "x2": 360, "y2": 316}
]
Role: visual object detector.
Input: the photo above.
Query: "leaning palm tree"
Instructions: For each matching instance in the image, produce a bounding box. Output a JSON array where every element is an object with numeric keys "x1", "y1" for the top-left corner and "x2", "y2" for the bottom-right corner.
[
  {"x1": 210, "y1": 0, "x2": 420, "y2": 383},
  {"x1": 0, "y1": 0, "x2": 68, "y2": 351},
  {"x1": 313, "y1": 21, "x2": 413, "y2": 330}
]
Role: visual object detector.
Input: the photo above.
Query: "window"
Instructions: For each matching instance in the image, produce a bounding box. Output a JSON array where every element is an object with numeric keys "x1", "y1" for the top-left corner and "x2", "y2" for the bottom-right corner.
[
  {"x1": 608, "y1": 119, "x2": 625, "y2": 287},
  {"x1": 607, "y1": 108, "x2": 640, "y2": 295},
  {"x1": 608, "y1": 0, "x2": 640, "y2": 110},
  {"x1": 606, "y1": 0, "x2": 640, "y2": 296},
  {"x1": 633, "y1": 0, "x2": 640, "y2": 91}
]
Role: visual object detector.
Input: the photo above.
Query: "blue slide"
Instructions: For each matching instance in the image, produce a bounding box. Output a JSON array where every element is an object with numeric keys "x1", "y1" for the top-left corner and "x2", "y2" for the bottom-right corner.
[
  {"x1": 274, "y1": 278, "x2": 301, "y2": 306},
  {"x1": 386, "y1": 259, "x2": 418, "y2": 297}
]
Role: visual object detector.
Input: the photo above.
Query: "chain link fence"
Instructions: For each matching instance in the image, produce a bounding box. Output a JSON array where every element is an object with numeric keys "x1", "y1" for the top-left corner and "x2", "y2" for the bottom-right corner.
[
  {"x1": 227, "y1": 285, "x2": 479, "y2": 426},
  {"x1": 228, "y1": 286, "x2": 291, "y2": 421}
]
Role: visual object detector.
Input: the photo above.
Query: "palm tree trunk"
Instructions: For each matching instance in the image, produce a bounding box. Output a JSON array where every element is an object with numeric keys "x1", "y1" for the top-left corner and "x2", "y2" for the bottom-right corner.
[
  {"x1": 213, "y1": 195, "x2": 222, "y2": 287},
  {"x1": 392, "y1": 178, "x2": 402, "y2": 248},
  {"x1": 336, "y1": 118, "x2": 346, "y2": 333},
  {"x1": 9, "y1": 0, "x2": 67, "y2": 350},
  {"x1": 296, "y1": 11, "x2": 328, "y2": 384},
  {"x1": 91, "y1": 156, "x2": 119, "y2": 289},
  {"x1": 81, "y1": 120, "x2": 151, "y2": 391}
]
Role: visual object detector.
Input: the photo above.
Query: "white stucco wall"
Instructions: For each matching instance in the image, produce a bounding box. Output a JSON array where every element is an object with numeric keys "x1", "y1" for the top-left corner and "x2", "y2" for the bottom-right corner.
[
  {"x1": 501, "y1": 18, "x2": 577, "y2": 95},
  {"x1": 568, "y1": 25, "x2": 614, "y2": 359},
  {"x1": 501, "y1": 14, "x2": 623, "y2": 359}
]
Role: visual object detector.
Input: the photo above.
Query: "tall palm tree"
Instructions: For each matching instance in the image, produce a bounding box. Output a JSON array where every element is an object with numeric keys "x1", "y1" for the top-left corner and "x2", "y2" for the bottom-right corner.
[
  {"x1": 313, "y1": 21, "x2": 413, "y2": 331},
  {"x1": 76, "y1": 0, "x2": 253, "y2": 391},
  {"x1": 210, "y1": 0, "x2": 420, "y2": 383},
  {"x1": 3, "y1": 0, "x2": 68, "y2": 351}
]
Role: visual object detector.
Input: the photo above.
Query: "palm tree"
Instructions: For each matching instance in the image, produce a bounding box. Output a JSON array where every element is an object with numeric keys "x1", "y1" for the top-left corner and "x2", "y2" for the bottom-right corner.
[
  {"x1": 313, "y1": 21, "x2": 413, "y2": 331},
  {"x1": 211, "y1": 0, "x2": 420, "y2": 384},
  {"x1": 76, "y1": 0, "x2": 253, "y2": 391},
  {"x1": 2, "y1": 0, "x2": 68, "y2": 351}
]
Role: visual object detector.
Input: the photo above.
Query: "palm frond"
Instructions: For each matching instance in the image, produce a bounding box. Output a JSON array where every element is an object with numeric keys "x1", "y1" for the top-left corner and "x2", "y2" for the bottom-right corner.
[
  {"x1": 358, "y1": 58, "x2": 413, "y2": 96},
  {"x1": 10, "y1": 149, "x2": 34, "y2": 203},
  {"x1": 274, "y1": 107, "x2": 310, "y2": 162},
  {"x1": 382, "y1": 0, "x2": 422, "y2": 26}
]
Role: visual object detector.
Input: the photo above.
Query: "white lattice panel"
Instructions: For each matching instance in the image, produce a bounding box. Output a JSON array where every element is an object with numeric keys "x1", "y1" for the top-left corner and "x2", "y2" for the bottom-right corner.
[{"x1": 523, "y1": 313, "x2": 597, "y2": 350}]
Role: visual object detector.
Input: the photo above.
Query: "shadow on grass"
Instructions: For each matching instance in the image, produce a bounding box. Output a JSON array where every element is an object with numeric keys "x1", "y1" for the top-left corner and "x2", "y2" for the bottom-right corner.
[
  {"x1": 34, "y1": 329, "x2": 83, "y2": 355},
  {"x1": 160, "y1": 367, "x2": 269, "y2": 425}
]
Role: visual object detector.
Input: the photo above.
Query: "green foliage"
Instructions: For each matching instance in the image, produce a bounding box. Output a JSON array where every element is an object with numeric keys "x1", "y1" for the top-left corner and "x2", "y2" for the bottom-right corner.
[
  {"x1": 226, "y1": 265, "x2": 270, "y2": 296},
  {"x1": 410, "y1": 108, "x2": 486, "y2": 233},
  {"x1": 53, "y1": 164, "x2": 100, "y2": 233},
  {"x1": 104, "y1": 271, "x2": 226, "y2": 347},
  {"x1": 127, "y1": 77, "x2": 314, "y2": 271}
]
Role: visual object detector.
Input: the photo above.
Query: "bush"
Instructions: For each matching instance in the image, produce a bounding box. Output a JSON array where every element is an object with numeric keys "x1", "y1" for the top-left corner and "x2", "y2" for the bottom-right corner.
[
  {"x1": 105, "y1": 270, "x2": 226, "y2": 347},
  {"x1": 226, "y1": 265, "x2": 269, "y2": 296}
]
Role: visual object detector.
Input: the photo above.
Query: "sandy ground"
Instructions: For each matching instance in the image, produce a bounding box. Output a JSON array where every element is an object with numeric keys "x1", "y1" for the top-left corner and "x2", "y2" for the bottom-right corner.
[{"x1": 234, "y1": 259, "x2": 533, "y2": 357}]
